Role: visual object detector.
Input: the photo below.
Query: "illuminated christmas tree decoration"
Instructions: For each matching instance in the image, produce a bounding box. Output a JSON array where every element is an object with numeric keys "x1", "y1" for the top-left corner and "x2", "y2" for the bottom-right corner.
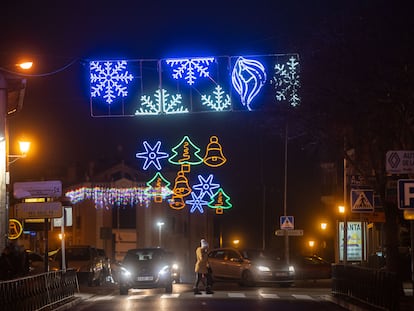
[
  {"x1": 200, "y1": 85, "x2": 231, "y2": 111},
  {"x1": 90, "y1": 60, "x2": 134, "y2": 104},
  {"x1": 186, "y1": 191, "x2": 209, "y2": 214},
  {"x1": 168, "y1": 136, "x2": 204, "y2": 168},
  {"x1": 136, "y1": 141, "x2": 169, "y2": 170},
  {"x1": 271, "y1": 56, "x2": 301, "y2": 107},
  {"x1": 65, "y1": 186, "x2": 151, "y2": 209},
  {"x1": 192, "y1": 174, "x2": 220, "y2": 200},
  {"x1": 203, "y1": 136, "x2": 227, "y2": 167},
  {"x1": 169, "y1": 194, "x2": 186, "y2": 210},
  {"x1": 165, "y1": 57, "x2": 215, "y2": 85},
  {"x1": 231, "y1": 57, "x2": 267, "y2": 111},
  {"x1": 208, "y1": 188, "x2": 232, "y2": 214},
  {"x1": 145, "y1": 172, "x2": 173, "y2": 202},
  {"x1": 172, "y1": 171, "x2": 192, "y2": 197},
  {"x1": 134, "y1": 89, "x2": 188, "y2": 115}
]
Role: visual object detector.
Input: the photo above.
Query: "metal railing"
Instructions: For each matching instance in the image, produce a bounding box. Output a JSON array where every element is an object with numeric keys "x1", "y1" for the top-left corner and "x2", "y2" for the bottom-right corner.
[
  {"x1": 0, "y1": 269, "x2": 79, "y2": 311},
  {"x1": 332, "y1": 264, "x2": 400, "y2": 311}
]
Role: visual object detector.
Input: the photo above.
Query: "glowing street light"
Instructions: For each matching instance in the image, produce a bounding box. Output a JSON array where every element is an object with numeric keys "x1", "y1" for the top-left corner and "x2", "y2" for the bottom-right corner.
[
  {"x1": 157, "y1": 221, "x2": 165, "y2": 247},
  {"x1": 0, "y1": 61, "x2": 32, "y2": 250}
]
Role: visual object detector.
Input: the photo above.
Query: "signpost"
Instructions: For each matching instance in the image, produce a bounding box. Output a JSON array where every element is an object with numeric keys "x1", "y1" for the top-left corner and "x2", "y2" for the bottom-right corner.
[
  {"x1": 13, "y1": 180, "x2": 62, "y2": 199},
  {"x1": 275, "y1": 229, "x2": 303, "y2": 236},
  {"x1": 386, "y1": 150, "x2": 414, "y2": 174},
  {"x1": 15, "y1": 202, "x2": 62, "y2": 219}
]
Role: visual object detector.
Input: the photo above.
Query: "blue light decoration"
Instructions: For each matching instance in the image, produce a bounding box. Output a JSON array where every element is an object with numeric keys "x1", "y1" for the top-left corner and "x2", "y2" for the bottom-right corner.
[
  {"x1": 89, "y1": 54, "x2": 300, "y2": 116},
  {"x1": 271, "y1": 55, "x2": 301, "y2": 107},
  {"x1": 134, "y1": 89, "x2": 188, "y2": 115},
  {"x1": 165, "y1": 57, "x2": 215, "y2": 85},
  {"x1": 145, "y1": 172, "x2": 173, "y2": 203},
  {"x1": 192, "y1": 174, "x2": 220, "y2": 200},
  {"x1": 231, "y1": 57, "x2": 267, "y2": 111},
  {"x1": 136, "y1": 141, "x2": 169, "y2": 170},
  {"x1": 90, "y1": 60, "x2": 134, "y2": 104},
  {"x1": 208, "y1": 188, "x2": 232, "y2": 214},
  {"x1": 186, "y1": 191, "x2": 209, "y2": 214},
  {"x1": 200, "y1": 85, "x2": 231, "y2": 111}
]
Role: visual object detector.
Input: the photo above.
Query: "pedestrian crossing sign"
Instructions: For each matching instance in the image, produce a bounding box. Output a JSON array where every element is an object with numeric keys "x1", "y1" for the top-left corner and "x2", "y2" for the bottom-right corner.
[
  {"x1": 280, "y1": 216, "x2": 294, "y2": 230},
  {"x1": 351, "y1": 189, "x2": 374, "y2": 212}
]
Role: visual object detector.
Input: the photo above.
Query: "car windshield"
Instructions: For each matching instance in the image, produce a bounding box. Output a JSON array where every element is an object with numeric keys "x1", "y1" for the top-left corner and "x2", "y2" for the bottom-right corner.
[
  {"x1": 56, "y1": 248, "x2": 91, "y2": 261},
  {"x1": 241, "y1": 250, "x2": 280, "y2": 260},
  {"x1": 124, "y1": 249, "x2": 165, "y2": 263}
]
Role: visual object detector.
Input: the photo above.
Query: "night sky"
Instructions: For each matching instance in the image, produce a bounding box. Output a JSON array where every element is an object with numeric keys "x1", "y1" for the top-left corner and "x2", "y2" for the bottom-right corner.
[{"x1": 1, "y1": 1, "x2": 407, "y2": 251}]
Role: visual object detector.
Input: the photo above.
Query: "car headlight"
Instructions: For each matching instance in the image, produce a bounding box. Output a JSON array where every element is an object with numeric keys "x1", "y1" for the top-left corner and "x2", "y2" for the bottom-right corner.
[
  {"x1": 120, "y1": 266, "x2": 132, "y2": 278},
  {"x1": 159, "y1": 265, "x2": 170, "y2": 275},
  {"x1": 172, "y1": 263, "x2": 179, "y2": 270},
  {"x1": 289, "y1": 265, "x2": 295, "y2": 273},
  {"x1": 256, "y1": 265, "x2": 271, "y2": 272}
]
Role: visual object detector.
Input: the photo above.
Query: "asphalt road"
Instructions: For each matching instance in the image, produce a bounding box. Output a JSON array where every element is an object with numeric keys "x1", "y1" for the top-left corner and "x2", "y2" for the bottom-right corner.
[{"x1": 64, "y1": 279, "x2": 347, "y2": 311}]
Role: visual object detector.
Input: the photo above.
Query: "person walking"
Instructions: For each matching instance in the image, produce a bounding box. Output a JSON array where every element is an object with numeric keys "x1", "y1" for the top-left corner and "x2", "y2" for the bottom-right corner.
[{"x1": 193, "y1": 239, "x2": 213, "y2": 294}]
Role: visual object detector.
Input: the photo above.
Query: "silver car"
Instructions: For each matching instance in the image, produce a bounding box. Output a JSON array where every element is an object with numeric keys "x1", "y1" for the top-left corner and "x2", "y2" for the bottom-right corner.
[{"x1": 208, "y1": 248, "x2": 295, "y2": 287}]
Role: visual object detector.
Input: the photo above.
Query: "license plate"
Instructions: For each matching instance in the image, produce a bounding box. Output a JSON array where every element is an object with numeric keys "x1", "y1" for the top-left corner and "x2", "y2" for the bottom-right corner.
[
  {"x1": 275, "y1": 272, "x2": 288, "y2": 276},
  {"x1": 137, "y1": 276, "x2": 153, "y2": 281}
]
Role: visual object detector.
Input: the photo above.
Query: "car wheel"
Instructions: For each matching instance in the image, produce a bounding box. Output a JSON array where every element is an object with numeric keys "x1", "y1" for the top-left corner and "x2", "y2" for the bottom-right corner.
[
  {"x1": 120, "y1": 286, "x2": 129, "y2": 295},
  {"x1": 165, "y1": 283, "x2": 173, "y2": 294},
  {"x1": 240, "y1": 270, "x2": 255, "y2": 287}
]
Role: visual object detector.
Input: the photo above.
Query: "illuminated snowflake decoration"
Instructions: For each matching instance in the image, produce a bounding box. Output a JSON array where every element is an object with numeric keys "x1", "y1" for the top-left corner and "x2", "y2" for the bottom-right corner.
[
  {"x1": 192, "y1": 174, "x2": 220, "y2": 200},
  {"x1": 165, "y1": 57, "x2": 215, "y2": 85},
  {"x1": 201, "y1": 85, "x2": 231, "y2": 111},
  {"x1": 186, "y1": 191, "x2": 209, "y2": 214},
  {"x1": 136, "y1": 141, "x2": 169, "y2": 170},
  {"x1": 135, "y1": 89, "x2": 188, "y2": 115},
  {"x1": 271, "y1": 56, "x2": 301, "y2": 107},
  {"x1": 90, "y1": 60, "x2": 134, "y2": 104}
]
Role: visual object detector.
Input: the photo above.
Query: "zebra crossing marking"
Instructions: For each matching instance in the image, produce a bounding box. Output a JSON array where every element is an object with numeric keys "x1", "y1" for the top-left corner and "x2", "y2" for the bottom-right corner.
[
  {"x1": 260, "y1": 293, "x2": 280, "y2": 299},
  {"x1": 227, "y1": 292, "x2": 246, "y2": 298},
  {"x1": 161, "y1": 293, "x2": 180, "y2": 298},
  {"x1": 292, "y1": 294, "x2": 314, "y2": 300}
]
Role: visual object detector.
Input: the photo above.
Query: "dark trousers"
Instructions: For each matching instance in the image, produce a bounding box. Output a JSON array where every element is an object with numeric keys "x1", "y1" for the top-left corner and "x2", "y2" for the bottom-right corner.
[{"x1": 194, "y1": 272, "x2": 212, "y2": 290}]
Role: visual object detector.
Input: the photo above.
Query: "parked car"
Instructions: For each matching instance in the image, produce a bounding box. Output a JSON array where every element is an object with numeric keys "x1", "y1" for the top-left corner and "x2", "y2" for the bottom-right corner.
[
  {"x1": 207, "y1": 248, "x2": 295, "y2": 287},
  {"x1": 291, "y1": 255, "x2": 332, "y2": 280},
  {"x1": 51, "y1": 245, "x2": 104, "y2": 286},
  {"x1": 118, "y1": 247, "x2": 174, "y2": 295}
]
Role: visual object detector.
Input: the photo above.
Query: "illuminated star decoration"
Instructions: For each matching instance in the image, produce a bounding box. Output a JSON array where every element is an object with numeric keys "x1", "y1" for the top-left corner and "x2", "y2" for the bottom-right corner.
[
  {"x1": 136, "y1": 141, "x2": 169, "y2": 170},
  {"x1": 192, "y1": 174, "x2": 220, "y2": 200},
  {"x1": 186, "y1": 191, "x2": 209, "y2": 214}
]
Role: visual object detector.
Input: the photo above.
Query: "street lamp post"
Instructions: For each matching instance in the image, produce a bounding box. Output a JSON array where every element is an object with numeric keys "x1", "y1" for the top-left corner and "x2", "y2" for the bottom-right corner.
[
  {"x1": 157, "y1": 221, "x2": 164, "y2": 247},
  {"x1": 0, "y1": 63, "x2": 31, "y2": 251}
]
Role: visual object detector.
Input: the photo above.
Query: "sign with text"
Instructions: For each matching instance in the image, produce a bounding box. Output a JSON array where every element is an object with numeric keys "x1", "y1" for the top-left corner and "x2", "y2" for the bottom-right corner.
[
  {"x1": 275, "y1": 229, "x2": 303, "y2": 236},
  {"x1": 386, "y1": 150, "x2": 414, "y2": 174},
  {"x1": 15, "y1": 202, "x2": 62, "y2": 219},
  {"x1": 397, "y1": 179, "x2": 414, "y2": 209},
  {"x1": 13, "y1": 180, "x2": 62, "y2": 199},
  {"x1": 339, "y1": 221, "x2": 363, "y2": 261}
]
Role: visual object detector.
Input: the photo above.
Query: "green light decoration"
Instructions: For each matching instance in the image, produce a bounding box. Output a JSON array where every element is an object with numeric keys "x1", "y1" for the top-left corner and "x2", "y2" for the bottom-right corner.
[
  {"x1": 208, "y1": 188, "x2": 232, "y2": 215},
  {"x1": 168, "y1": 136, "x2": 204, "y2": 172},
  {"x1": 145, "y1": 172, "x2": 173, "y2": 203}
]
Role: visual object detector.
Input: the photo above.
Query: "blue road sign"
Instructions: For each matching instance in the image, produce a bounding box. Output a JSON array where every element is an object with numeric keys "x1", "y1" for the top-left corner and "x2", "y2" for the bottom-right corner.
[
  {"x1": 280, "y1": 216, "x2": 294, "y2": 230},
  {"x1": 398, "y1": 179, "x2": 414, "y2": 209}
]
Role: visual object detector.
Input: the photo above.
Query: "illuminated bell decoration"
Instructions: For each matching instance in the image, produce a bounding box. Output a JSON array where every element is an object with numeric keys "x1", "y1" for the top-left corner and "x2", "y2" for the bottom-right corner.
[
  {"x1": 172, "y1": 171, "x2": 192, "y2": 197},
  {"x1": 169, "y1": 194, "x2": 186, "y2": 210},
  {"x1": 203, "y1": 136, "x2": 227, "y2": 167}
]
